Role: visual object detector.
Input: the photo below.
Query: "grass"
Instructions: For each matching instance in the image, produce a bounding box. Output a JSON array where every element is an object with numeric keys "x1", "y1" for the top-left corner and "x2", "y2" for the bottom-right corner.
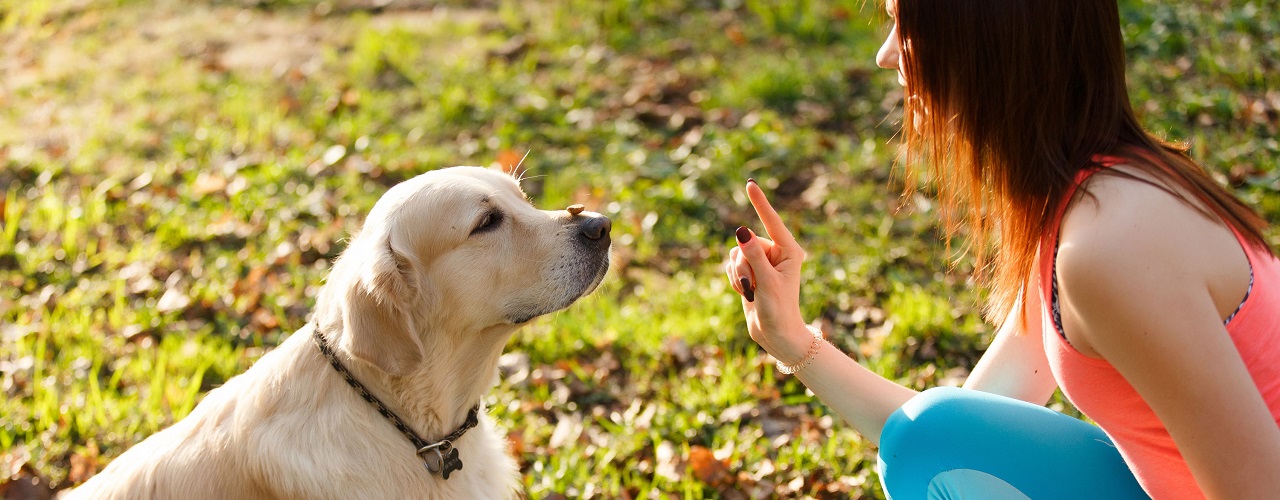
[{"x1": 1, "y1": 0, "x2": 1276, "y2": 497}]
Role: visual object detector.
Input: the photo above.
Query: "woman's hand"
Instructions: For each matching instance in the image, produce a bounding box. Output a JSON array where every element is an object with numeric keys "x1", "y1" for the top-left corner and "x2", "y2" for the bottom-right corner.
[
  {"x1": 725, "y1": 180, "x2": 814, "y2": 365},
  {"x1": 726, "y1": 181, "x2": 919, "y2": 445}
]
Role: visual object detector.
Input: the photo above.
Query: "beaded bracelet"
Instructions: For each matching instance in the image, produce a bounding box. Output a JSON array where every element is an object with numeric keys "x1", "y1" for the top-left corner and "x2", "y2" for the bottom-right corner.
[{"x1": 776, "y1": 324, "x2": 825, "y2": 375}]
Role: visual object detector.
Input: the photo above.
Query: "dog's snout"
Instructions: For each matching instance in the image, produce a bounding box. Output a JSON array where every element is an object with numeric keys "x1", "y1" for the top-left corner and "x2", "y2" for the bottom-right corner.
[{"x1": 578, "y1": 215, "x2": 611, "y2": 242}]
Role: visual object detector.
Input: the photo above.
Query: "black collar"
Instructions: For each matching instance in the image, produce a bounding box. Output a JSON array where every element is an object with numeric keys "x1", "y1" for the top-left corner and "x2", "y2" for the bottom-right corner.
[{"x1": 311, "y1": 326, "x2": 479, "y2": 480}]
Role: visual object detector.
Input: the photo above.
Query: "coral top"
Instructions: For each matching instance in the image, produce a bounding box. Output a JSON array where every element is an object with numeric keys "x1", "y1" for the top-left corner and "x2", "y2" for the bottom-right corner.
[{"x1": 1039, "y1": 163, "x2": 1280, "y2": 499}]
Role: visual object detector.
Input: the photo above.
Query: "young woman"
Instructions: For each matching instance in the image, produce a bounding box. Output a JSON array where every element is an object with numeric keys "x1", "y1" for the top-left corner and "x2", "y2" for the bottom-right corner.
[{"x1": 725, "y1": 1, "x2": 1280, "y2": 498}]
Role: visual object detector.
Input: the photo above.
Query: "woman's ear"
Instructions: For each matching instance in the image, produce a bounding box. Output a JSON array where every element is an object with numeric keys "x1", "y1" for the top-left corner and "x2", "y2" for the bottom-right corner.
[{"x1": 341, "y1": 243, "x2": 424, "y2": 376}]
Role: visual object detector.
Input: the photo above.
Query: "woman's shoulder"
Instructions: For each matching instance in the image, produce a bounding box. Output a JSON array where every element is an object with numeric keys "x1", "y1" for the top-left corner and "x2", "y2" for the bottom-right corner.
[
  {"x1": 1058, "y1": 165, "x2": 1240, "y2": 269},
  {"x1": 1054, "y1": 164, "x2": 1251, "y2": 344}
]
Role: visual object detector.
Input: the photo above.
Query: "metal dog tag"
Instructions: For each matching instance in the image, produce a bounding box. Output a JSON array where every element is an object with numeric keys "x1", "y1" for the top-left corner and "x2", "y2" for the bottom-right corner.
[
  {"x1": 438, "y1": 447, "x2": 463, "y2": 480},
  {"x1": 419, "y1": 441, "x2": 464, "y2": 480}
]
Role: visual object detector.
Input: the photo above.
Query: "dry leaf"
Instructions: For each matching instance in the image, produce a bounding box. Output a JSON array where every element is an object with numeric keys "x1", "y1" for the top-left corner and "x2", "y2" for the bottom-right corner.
[
  {"x1": 250, "y1": 308, "x2": 279, "y2": 331},
  {"x1": 506, "y1": 430, "x2": 526, "y2": 458},
  {"x1": 192, "y1": 172, "x2": 227, "y2": 197},
  {"x1": 67, "y1": 442, "x2": 100, "y2": 484},
  {"x1": 234, "y1": 265, "x2": 270, "y2": 312},
  {"x1": 725, "y1": 24, "x2": 746, "y2": 47},
  {"x1": 688, "y1": 445, "x2": 732, "y2": 487}
]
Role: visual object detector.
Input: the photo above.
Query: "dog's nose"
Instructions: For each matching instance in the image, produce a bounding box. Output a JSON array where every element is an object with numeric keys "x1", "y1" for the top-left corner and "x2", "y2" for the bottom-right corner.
[{"x1": 578, "y1": 214, "x2": 611, "y2": 242}]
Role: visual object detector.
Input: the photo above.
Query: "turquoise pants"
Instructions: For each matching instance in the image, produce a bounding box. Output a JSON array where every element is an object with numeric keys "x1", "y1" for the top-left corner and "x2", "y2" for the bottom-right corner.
[{"x1": 877, "y1": 387, "x2": 1150, "y2": 500}]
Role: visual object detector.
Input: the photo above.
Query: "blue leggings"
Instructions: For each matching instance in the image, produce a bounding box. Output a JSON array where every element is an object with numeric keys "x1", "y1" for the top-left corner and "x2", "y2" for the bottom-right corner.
[{"x1": 877, "y1": 387, "x2": 1150, "y2": 500}]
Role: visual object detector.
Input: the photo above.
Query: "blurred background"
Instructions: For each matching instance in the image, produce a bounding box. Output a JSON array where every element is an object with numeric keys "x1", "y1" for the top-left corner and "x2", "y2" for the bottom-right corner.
[{"x1": 1, "y1": 0, "x2": 1276, "y2": 497}]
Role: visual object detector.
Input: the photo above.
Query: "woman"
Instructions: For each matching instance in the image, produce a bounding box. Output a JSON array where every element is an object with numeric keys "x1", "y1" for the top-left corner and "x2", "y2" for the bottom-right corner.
[{"x1": 726, "y1": 1, "x2": 1280, "y2": 498}]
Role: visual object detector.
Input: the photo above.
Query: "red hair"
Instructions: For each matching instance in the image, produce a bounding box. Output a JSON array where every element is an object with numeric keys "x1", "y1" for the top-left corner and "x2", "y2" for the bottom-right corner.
[{"x1": 893, "y1": 0, "x2": 1272, "y2": 323}]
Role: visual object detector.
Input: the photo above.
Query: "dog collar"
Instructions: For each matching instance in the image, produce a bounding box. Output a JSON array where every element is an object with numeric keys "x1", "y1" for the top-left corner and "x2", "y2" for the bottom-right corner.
[{"x1": 311, "y1": 325, "x2": 479, "y2": 480}]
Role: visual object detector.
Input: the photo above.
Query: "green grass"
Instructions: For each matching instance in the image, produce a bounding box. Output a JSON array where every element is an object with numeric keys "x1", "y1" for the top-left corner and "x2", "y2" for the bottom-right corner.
[{"x1": 1, "y1": 0, "x2": 1277, "y2": 497}]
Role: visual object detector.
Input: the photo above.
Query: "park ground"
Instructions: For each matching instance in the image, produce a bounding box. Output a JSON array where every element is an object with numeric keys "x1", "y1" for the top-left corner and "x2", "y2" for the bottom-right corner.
[{"x1": 1, "y1": 0, "x2": 1277, "y2": 497}]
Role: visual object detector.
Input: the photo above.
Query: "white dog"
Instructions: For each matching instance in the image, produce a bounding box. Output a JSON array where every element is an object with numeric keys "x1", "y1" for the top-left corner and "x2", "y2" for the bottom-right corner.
[{"x1": 67, "y1": 166, "x2": 612, "y2": 499}]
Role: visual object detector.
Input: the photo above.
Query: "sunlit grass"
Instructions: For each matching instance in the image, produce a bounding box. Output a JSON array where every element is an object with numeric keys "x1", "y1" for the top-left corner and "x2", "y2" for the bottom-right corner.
[{"x1": 2, "y1": 0, "x2": 1276, "y2": 496}]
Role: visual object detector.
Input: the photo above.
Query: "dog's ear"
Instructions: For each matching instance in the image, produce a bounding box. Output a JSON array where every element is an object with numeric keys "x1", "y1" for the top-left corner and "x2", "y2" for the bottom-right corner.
[{"x1": 342, "y1": 242, "x2": 424, "y2": 376}]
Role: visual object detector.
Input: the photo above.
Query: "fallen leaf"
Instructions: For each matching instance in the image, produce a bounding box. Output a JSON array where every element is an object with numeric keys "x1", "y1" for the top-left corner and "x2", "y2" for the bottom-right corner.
[
  {"x1": 506, "y1": 430, "x2": 526, "y2": 458},
  {"x1": 250, "y1": 308, "x2": 279, "y2": 331},
  {"x1": 66, "y1": 442, "x2": 100, "y2": 484},
  {"x1": 688, "y1": 445, "x2": 732, "y2": 487},
  {"x1": 234, "y1": 265, "x2": 270, "y2": 311},
  {"x1": 725, "y1": 24, "x2": 746, "y2": 46},
  {"x1": 192, "y1": 172, "x2": 227, "y2": 197}
]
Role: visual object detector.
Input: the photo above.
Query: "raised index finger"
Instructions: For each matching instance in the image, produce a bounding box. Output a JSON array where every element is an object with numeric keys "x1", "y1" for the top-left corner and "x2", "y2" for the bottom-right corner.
[{"x1": 745, "y1": 180, "x2": 797, "y2": 246}]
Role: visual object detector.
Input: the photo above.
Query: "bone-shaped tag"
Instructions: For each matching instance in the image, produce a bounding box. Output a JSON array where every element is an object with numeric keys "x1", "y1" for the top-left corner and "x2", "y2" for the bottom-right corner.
[{"x1": 439, "y1": 447, "x2": 463, "y2": 480}]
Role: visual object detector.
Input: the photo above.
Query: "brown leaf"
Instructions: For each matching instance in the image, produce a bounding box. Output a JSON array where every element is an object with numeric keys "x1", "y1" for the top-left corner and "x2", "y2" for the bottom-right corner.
[
  {"x1": 250, "y1": 308, "x2": 279, "y2": 331},
  {"x1": 725, "y1": 24, "x2": 746, "y2": 47},
  {"x1": 341, "y1": 89, "x2": 360, "y2": 108},
  {"x1": 506, "y1": 430, "x2": 526, "y2": 458},
  {"x1": 192, "y1": 172, "x2": 227, "y2": 197},
  {"x1": 67, "y1": 442, "x2": 100, "y2": 484},
  {"x1": 234, "y1": 265, "x2": 270, "y2": 312},
  {"x1": 688, "y1": 445, "x2": 732, "y2": 487}
]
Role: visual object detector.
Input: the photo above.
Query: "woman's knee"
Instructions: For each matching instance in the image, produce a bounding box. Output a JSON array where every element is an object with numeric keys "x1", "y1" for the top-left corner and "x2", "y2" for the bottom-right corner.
[
  {"x1": 878, "y1": 387, "x2": 991, "y2": 498},
  {"x1": 880, "y1": 387, "x2": 986, "y2": 458},
  {"x1": 875, "y1": 387, "x2": 1146, "y2": 500}
]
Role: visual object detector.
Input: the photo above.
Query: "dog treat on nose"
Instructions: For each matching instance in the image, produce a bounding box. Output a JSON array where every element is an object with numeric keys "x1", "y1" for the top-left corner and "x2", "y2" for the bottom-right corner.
[{"x1": 567, "y1": 204, "x2": 585, "y2": 215}]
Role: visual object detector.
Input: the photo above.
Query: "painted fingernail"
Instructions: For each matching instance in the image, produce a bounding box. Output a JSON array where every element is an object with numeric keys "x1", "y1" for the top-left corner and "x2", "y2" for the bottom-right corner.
[
  {"x1": 747, "y1": 178, "x2": 756, "y2": 185},
  {"x1": 740, "y1": 277, "x2": 755, "y2": 302},
  {"x1": 735, "y1": 226, "x2": 752, "y2": 244}
]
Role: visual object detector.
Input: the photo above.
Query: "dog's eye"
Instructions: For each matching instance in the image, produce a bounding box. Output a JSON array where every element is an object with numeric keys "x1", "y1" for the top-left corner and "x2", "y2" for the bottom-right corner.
[{"x1": 471, "y1": 211, "x2": 503, "y2": 235}]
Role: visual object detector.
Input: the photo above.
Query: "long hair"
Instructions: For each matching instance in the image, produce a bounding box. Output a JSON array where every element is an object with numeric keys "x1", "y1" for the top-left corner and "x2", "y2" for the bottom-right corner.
[{"x1": 894, "y1": 0, "x2": 1272, "y2": 324}]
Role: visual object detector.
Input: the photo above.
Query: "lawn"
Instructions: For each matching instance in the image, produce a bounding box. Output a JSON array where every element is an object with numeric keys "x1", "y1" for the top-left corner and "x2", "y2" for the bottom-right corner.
[{"x1": 1, "y1": 0, "x2": 1276, "y2": 497}]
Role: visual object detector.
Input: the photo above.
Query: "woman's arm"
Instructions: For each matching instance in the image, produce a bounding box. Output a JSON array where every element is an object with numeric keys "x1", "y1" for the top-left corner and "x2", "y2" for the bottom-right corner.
[
  {"x1": 1058, "y1": 172, "x2": 1280, "y2": 497},
  {"x1": 727, "y1": 181, "x2": 916, "y2": 446},
  {"x1": 962, "y1": 278, "x2": 1058, "y2": 405}
]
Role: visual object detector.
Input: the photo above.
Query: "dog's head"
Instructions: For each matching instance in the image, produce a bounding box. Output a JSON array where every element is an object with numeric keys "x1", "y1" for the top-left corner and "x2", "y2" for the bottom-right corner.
[{"x1": 325, "y1": 166, "x2": 611, "y2": 375}]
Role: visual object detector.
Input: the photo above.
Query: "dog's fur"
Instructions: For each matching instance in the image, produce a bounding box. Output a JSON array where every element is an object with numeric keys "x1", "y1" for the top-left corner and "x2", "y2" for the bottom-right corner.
[{"x1": 66, "y1": 166, "x2": 612, "y2": 499}]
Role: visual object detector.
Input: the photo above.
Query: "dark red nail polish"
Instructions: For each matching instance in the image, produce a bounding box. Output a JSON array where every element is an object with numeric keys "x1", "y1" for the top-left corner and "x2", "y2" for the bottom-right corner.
[
  {"x1": 735, "y1": 226, "x2": 752, "y2": 244},
  {"x1": 741, "y1": 277, "x2": 755, "y2": 302}
]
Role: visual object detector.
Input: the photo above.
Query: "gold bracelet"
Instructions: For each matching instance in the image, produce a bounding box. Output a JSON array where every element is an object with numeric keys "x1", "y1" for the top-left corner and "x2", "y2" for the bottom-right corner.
[{"x1": 775, "y1": 324, "x2": 825, "y2": 375}]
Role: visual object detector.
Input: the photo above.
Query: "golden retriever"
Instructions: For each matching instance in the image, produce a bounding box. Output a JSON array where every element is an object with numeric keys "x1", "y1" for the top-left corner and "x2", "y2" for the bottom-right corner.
[{"x1": 66, "y1": 166, "x2": 612, "y2": 499}]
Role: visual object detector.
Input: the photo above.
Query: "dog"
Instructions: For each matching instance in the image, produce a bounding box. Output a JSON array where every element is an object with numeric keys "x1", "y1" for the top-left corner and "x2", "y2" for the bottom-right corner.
[{"x1": 66, "y1": 166, "x2": 612, "y2": 499}]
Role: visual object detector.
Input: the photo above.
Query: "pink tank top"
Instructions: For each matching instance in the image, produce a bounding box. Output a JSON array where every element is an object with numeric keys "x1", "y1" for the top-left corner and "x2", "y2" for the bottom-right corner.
[{"x1": 1038, "y1": 162, "x2": 1280, "y2": 499}]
